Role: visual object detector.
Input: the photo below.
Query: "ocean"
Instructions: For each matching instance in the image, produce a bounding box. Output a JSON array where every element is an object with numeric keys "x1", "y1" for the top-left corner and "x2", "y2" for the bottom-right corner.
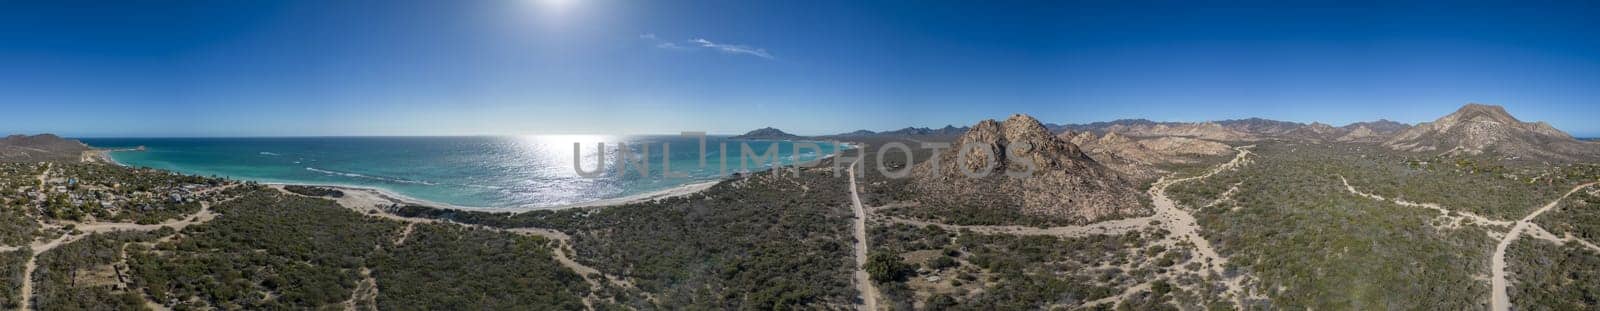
[{"x1": 79, "y1": 136, "x2": 845, "y2": 209}]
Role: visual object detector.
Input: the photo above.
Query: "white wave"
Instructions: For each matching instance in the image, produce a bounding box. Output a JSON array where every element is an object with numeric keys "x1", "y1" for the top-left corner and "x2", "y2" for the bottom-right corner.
[
  {"x1": 305, "y1": 167, "x2": 439, "y2": 186},
  {"x1": 259, "y1": 152, "x2": 281, "y2": 156}
]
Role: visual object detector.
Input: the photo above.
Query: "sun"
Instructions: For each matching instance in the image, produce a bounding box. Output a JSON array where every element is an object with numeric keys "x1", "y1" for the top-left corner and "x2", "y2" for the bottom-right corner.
[{"x1": 533, "y1": 0, "x2": 576, "y2": 12}]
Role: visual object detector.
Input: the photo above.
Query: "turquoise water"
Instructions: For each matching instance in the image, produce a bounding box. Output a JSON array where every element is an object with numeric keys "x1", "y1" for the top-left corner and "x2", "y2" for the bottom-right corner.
[{"x1": 79, "y1": 136, "x2": 843, "y2": 209}]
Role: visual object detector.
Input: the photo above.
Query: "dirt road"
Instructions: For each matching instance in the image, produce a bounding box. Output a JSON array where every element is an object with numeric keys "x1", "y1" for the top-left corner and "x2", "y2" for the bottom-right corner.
[
  {"x1": 847, "y1": 159, "x2": 879, "y2": 311},
  {"x1": 1490, "y1": 182, "x2": 1597, "y2": 311}
]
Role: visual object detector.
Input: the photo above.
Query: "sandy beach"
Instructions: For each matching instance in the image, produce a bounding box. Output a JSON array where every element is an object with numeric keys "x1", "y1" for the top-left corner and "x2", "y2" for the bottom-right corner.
[{"x1": 268, "y1": 179, "x2": 724, "y2": 213}]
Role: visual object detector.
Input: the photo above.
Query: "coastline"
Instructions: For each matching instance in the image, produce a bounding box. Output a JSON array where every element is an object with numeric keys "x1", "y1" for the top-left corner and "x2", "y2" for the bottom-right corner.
[
  {"x1": 266, "y1": 179, "x2": 723, "y2": 213},
  {"x1": 90, "y1": 139, "x2": 857, "y2": 213},
  {"x1": 82, "y1": 149, "x2": 124, "y2": 165}
]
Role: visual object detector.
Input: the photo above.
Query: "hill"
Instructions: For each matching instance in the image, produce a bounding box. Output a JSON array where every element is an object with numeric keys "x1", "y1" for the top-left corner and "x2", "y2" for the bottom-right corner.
[
  {"x1": 880, "y1": 125, "x2": 968, "y2": 136},
  {"x1": 1384, "y1": 103, "x2": 1598, "y2": 161},
  {"x1": 1104, "y1": 122, "x2": 1259, "y2": 142},
  {"x1": 730, "y1": 127, "x2": 802, "y2": 140},
  {"x1": 911, "y1": 114, "x2": 1146, "y2": 223},
  {"x1": 1215, "y1": 118, "x2": 1305, "y2": 135},
  {"x1": 1337, "y1": 119, "x2": 1412, "y2": 143},
  {"x1": 0, "y1": 134, "x2": 89, "y2": 162}
]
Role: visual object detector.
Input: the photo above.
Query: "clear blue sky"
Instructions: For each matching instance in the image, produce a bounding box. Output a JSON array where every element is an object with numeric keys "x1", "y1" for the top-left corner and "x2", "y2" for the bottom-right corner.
[{"x1": 3, "y1": 1, "x2": 1598, "y2": 137}]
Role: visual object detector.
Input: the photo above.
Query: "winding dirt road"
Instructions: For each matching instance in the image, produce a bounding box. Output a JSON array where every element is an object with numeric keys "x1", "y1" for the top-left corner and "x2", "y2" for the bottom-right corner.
[
  {"x1": 1146, "y1": 145, "x2": 1254, "y2": 307},
  {"x1": 1338, "y1": 176, "x2": 1513, "y2": 227},
  {"x1": 846, "y1": 159, "x2": 880, "y2": 311},
  {"x1": 1489, "y1": 182, "x2": 1598, "y2": 311},
  {"x1": 17, "y1": 234, "x2": 78, "y2": 311},
  {"x1": 17, "y1": 191, "x2": 233, "y2": 311}
]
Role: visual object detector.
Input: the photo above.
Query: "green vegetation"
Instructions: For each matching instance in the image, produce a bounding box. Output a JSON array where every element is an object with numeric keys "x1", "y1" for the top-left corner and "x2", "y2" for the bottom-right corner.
[
  {"x1": 866, "y1": 223, "x2": 1212, "y2": 310},
  {"x1": 1505, "y1": 239, "x2": 1600, "y2": 309},
  {"x1": 34, "y1": 163, "x2": 223, "y2": 223},
  {"x1": 394, "y1": 167, "x2": 861, "y2": 309},
  {"x1": 31, "y1": 231, "x2": 169, "y2": 310},
  {"x1": 372, "y1": 223, "x2": 587, "y2": 310},
  {"x1": 282, "y1": 185, "x2": 343, "y2": 198},
  {"x1": 1347, "y1": 148, "x2": 1584, "y2": 219},
  {"x1": 0, "y1": 249, "x2": 28, "y2": 309},
  {"x1": 866, "y1": 252, "x2": 914, "y2": 283},
  {"x1": 0, "y1": 208, "x2": 37, "y2": 246},
  {"x1": 129, "y1": 190, "x2": 401, "y2": 309},
  {"x1": 1176, "y1": 142, "x2": 1496, "y2": 309},
  {"x1": 1536, "y1": 190, "x2": 1600, "y2": 242}
]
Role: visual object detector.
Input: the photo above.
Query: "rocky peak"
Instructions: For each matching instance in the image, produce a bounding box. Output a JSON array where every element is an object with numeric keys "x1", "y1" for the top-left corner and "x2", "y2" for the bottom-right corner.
[
  {"x1": 1442, "y1": 103, "x2": 1522, "y2": 126},
  {"x1": 947, "y1": 115, "x2": 1090, "y2": 174},
  {"x1": 913, "y1": 114, "x2": 1144, "y2": 223},
  {"x1": 1098, "y1": 132, "x2": 1131, "y2": 145},
  {"x1": 1384, "y1": 103, "x2": 1595, "y2": 161}
]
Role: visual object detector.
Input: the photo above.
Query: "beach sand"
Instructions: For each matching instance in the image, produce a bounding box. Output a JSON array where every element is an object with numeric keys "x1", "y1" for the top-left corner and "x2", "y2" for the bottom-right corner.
[{"x1": 269, "y1": 179, "x2": 723, "y2": 213}]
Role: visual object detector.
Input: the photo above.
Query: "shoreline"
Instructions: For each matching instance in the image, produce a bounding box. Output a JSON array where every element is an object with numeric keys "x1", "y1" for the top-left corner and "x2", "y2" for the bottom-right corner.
[
  {"x1": 267, "y1": 179, "x2": 724, "y2": 213},
  {"x1": 92, "y1": 140, "x2": 857, "y2": 213},
  {"x1": 95, "y1": 146, "x2": 728, "y2": 212}
]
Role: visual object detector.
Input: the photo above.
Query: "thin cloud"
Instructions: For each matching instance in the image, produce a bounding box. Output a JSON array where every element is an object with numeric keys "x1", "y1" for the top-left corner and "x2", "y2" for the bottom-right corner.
[
  {"x1": 640, "y1": 33, "x2": 687, "y2": 50},
  {"x1": 639, "y1": 33, "x2": 774, "y2": 59},
  {"x1": 690, "y1": 38, "x2": 774, "y2": 59},
  {"x1": 655, "y1": 42, "x2": 686, "y2": 50}
]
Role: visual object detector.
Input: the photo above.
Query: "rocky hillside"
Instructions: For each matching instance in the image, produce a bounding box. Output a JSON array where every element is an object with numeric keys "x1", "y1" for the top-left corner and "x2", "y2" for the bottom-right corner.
[
  {"x1": 0, "y1": 134, "x2": 90, "y2": 162},
  {"x1": 831, "y1": 129, "x2": 877, "y2": 136},
  {"x1": 1336, "y1": 119, "x2": 1411, "y2": 143},
  {"x1": 1104, "y1": 122, "x2": 1259, "y2": 142},
  {"x1": 1061, "y1": 131, "x2": 1234, "y2": 180},
  {"x1": 730, "y1": 127, "x2": 803, "y2": 140},
  {"x1": 1384, "y1": 103, "x2": 1597, "y2": 161},
  {"x1": 881, "y1": 125, "x2": 969, "y2": 136},
  {"x1": 1216, "y1": 118, "x2": 1305, "y2": 135},
  {"x1": 913, "y1": 114, "x2": 1146, "y2": 223}
]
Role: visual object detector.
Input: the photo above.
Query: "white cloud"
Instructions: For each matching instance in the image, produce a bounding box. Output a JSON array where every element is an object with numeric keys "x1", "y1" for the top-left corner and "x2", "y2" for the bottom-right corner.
[
  {"x1": 690, "y1": 38, "x2": 774, "y2": 59},
  {"x1": 639, "y1": 34, "x2": 774, "y2": 60}
]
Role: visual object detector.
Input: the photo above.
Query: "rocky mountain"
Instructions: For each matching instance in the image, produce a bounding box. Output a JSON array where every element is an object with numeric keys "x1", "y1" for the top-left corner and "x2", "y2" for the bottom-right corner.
[
  {"x1": 913, "y1": 114, "x2": 1146, "y2": 223},
  {"x1": 1103, "y1": 122, "x2": 1259, "y2": 142},
  {"x1": 1280, "y1": 122, "x2": 1347, "y2": 142},
  {"x1": 1384, "y1": 103, "x2": 1597, "y2": 161},
  {"x1": 1343, "y1": 119, "x2": 1410, "y2": 133},
  {"x1": 730, "y1": 127, "x2": 803, "y2": 140},
  {"x1": 1054, "y1": 117, "x2": 1417, "y2": 144},
  {"x1": 881, "y1": 125, "x2": 969, "y2": 136},
  {"x1": 1216, "y1": 118, "x2": 1306, "y2": 135},
  {"x1": 1055, "y1": 119, "x2": 1174, "y2": 135},
  {"x1": 1337, "y1": 119, "x2": 1411, "y2": 143},
  {"x1": 833, "y1": 130, "x2": 877, "y2": 136},
  {"x1": 0, "y1": 134, "x2": 90, "y2": 162},
  {"x1": 1059, "y1": 130, "x2": 1234, "y2": 180}
]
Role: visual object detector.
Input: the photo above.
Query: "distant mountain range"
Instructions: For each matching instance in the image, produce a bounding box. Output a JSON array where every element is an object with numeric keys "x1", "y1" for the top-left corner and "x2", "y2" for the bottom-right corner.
[{"x1": 737, "y1": 103, "x2": 1594, "y2": 162}]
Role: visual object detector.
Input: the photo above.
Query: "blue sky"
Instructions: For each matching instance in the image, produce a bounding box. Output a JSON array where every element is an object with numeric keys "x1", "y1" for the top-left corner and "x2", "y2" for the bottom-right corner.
[{"x1": 2, "y1": 1, "x2": 1598, "y2": 137}]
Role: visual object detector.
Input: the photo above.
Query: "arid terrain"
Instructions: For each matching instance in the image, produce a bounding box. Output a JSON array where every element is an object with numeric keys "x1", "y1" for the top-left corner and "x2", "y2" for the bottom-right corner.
[{"x1": 1, "y1": 104, "x2": 1598, "y2": 310}]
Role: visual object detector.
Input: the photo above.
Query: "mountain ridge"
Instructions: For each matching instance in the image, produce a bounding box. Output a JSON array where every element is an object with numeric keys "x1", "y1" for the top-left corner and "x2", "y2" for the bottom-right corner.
[
  {"x1": 1384, "y1": 103, "x2": 1596, "y2": 161},
  {"x1": 1, "y1": 134, "x2": 90, "y2": 162}
]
